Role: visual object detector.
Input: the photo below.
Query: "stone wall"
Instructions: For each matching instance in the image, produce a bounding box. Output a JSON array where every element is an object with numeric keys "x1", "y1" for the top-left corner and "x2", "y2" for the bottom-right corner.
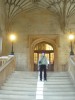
[
  {"x1": 5, "y1": 9, "x2": 70, "y2": 71},
  {"x1": 0, "y1": 0, "x2": 8, "y2": 56},
  {"x1": 58, "y1": 34, "x2": 70, "y2": 71}
]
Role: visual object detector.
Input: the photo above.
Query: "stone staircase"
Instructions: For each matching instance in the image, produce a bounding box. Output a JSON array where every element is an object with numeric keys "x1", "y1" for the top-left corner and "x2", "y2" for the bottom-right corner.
[{"x1": 0, "y1": 71, "x2": 75, "y2": 100}]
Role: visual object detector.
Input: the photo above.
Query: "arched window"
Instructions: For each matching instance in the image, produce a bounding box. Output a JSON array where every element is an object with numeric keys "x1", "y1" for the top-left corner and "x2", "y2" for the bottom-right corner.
[{"x1": 34, "y1": 42, "x2": 54, "y2": 64}]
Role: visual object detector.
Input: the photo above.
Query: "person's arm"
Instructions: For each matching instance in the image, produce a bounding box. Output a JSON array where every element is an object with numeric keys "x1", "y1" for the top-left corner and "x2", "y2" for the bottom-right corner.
[
  {"x1": 38, "y1": 60, "x2": 40, "y2": 70},
  {"x1": 38, "y1": 55, "x2": 43, "y2": 70},
  {"x1": 45, "y1": 57, "x2": 48, "y2": 69},
  {"x1": 38, "y1": 57, "x2": 42, "y2": 70}
]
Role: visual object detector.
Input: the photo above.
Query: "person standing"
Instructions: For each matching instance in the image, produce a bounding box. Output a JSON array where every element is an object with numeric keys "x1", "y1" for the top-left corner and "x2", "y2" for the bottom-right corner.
[{"x1": 38, "y1": 53, "x2": 48, "y2": 81}]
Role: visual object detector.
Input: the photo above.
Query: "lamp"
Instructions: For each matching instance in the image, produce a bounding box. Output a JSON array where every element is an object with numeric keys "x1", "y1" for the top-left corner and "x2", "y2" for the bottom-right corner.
[
  {"x1": 9, "y1": 34, "x2": 16, "y2": 55},
  {"x1": 69, "y1": 34, "x2": 74, "y2": 55}
]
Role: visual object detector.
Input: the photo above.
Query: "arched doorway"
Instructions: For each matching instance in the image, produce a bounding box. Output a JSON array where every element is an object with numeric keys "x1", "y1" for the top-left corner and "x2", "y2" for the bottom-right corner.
[
  {"x1": 29, "y1": 36, "x2": 58, "y2": 71},
  {"x1": 34, "y1": 42, "x2": 54, "y2": 71}
]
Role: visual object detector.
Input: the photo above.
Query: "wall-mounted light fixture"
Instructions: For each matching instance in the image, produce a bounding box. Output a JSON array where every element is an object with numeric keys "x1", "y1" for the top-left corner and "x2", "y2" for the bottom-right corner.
[
  {"x1": 9, "y1": 34, "x2": 16, "y2": 55},
  {"x1": 69, "y1": 33, "x2": 74, "y2": 55}
]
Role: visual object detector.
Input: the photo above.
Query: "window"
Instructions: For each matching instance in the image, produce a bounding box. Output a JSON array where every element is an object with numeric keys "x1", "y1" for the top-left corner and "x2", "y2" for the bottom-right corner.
[{"x1": 34, "y1": 42, "x2": 54, "y2": 64}]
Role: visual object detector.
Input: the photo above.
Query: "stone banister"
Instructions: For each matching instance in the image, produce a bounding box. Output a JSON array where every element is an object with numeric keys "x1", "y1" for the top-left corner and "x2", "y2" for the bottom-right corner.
[
  {"x1": 0, "y1": 55, "x2": 16, "y2": 88},
  {"x1": 0, "y1": 56, "x2": 9, "y2": 66},
  {"x1": 68, "y1": 55, "x2": 75, "y2": 84}
]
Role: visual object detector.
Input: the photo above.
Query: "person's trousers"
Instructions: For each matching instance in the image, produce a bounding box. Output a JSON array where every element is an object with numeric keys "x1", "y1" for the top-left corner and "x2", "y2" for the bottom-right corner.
[{"x1": 40, "y1": 65, "x2": 47, "y2": 80}]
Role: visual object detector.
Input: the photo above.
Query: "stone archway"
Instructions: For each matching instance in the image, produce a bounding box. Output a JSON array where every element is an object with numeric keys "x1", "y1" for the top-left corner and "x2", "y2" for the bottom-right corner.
[
  {"x1": 29, "y1": 35, "x2": 59, "y2": 71},
  {"x1": 34, "y1": 42, "x2": 54, "y2": 71}
]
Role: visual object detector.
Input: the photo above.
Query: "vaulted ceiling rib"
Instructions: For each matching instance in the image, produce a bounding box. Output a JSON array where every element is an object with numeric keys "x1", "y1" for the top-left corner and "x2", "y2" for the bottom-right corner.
[
  {"x1": 5, "y1": 0, "x2": 75, "y2": 32},
  {"x1": 5, "y1": 0, "x2": 75, "y2": 18}
]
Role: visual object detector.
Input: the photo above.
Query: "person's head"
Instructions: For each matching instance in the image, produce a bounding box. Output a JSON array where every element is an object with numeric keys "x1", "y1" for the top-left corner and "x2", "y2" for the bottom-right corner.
[{"x1": 42, "y1": 52, "x2": 45, "y2": 56}]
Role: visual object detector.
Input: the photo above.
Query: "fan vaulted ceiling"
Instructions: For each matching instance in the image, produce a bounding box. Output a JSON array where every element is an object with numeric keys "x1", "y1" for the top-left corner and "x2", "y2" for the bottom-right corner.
[
  {"x1": 5, "y1": 0, "x2": 75, "y2": 31},
  {"x1": 5, "y1": 0, "x2": 75, "y2": 18}
]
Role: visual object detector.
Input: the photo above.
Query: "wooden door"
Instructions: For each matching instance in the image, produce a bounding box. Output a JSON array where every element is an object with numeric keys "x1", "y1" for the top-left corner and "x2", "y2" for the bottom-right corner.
[{"x1": 34, "y1": 51, "x2": 54, "y2": 71}]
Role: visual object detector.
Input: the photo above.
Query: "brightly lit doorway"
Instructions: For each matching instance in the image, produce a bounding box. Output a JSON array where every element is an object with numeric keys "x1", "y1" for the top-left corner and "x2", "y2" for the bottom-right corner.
[{"x1": 34, "y1": 42, "x2": 54, "y2": 71}]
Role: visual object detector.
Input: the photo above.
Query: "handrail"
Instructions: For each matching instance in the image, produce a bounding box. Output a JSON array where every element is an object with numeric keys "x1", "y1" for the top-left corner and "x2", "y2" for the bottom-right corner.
[
  {"x1": 0, "y1": 55, "x2": 14, "y2": 71},
  {"x1": 70, "y1": 56, "x2": 75, "y2": 65},
  {"x1": 68, "y1": 55, "x2": 75, "y2": 84},
  {"x1": 0, "y1": 55, "x2": 16, "y2": 87},
  {"x1": 0, "y1": 56, "x2": 10, "y2": 66}
]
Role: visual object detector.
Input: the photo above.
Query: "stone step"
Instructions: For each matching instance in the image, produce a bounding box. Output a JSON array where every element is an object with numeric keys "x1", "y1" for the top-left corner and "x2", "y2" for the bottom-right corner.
[
  {"x1": 44, "y1": 81, "x2": 72, "y2": 84},
  {"x1": 6, "y1": 79, "x2": 71, "y2": 83},
  {"x1": 0, "y1": 90, "x2": 75, "y2": 96},
  {"x1": 0, "y1": 94, "x2": 75, "y2": 99},
  {"x1": 5, "y1": 80, "x2": 73, "y2": 85},
  {"x1": 9, "y1": 75, "x2": 70, "y2": 79},
  {"x1": 13, "y1": 71, "x2": 69, "y2": 74},
  {"x1": 12, "y1": 71, "x2": 69, "y2": 76},
  {"x1": 41, "y1": 96, "x2": 75, "y2": 99},
  {"x1": 7, "y1": 78, "x2": 38, "y2": 81},
  {"x1": 0, "y1": 94, "x2": 35, "y2": 99},
  {"x1": 0, "y1": 90, "x2": 35, "y2": 95},
  {"x1": 3, "y1": 83, "x2": 73, "y2": 88},
  {"x1": 0, "y1": 71, "x2": 75, "y2": 100},
  {"x1": 7, "y1": 80, "x2": 37, "y2": 83},
  {"x1": 1, "y1": 86, "x2": 75, "y2": 92},
  {"x1": 4, "y1": 83, "x2": 37, "y2": 86},
  {"x1": 7, "y1": 80, "x2": 71, "y2": 84},
  {"x1": 1, "y1": 87, "x2": 36, "y2": 91},
  {"x1": 9, "y1": 75, "x2": 70, "y2": 77},
  {"x1": 0, "y1": 98, "x2": 75, "y2": 100},
  {"x1": 8, "y1": 76, "x2": 70, "y2": 80}
]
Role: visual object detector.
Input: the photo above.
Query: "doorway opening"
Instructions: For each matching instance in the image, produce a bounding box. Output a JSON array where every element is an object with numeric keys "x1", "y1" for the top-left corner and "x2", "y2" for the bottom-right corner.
[{"x1": 34, "y1": 42, "x2": 54, "y2": 71}]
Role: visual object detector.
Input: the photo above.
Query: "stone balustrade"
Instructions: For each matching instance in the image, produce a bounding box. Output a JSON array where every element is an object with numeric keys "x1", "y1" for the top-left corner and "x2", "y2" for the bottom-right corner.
[
  {"x1": 68, "y1": 55, "x2": 75, "y2": 84},
  {"x1": 0, "y1": 56, "x2": 9, "y2": 66},
  {"x1": 0, "y1": 55, "x2": 16, "y2": 88}
]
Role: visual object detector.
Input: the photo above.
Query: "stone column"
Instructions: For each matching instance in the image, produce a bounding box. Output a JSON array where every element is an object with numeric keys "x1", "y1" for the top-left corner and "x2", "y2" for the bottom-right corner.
[
  {"x1": 0, "y1": 0, "x2": 6, "y2": 36},
  {"x1": 0, "y1": 0, "x2": 8, "y2": 55}
]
